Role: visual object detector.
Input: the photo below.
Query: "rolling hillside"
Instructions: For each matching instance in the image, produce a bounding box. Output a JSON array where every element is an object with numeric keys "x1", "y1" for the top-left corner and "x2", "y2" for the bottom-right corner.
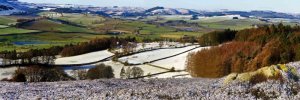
[{"x1": 18, "y1": 19, "x2": 93, "y2": 33}]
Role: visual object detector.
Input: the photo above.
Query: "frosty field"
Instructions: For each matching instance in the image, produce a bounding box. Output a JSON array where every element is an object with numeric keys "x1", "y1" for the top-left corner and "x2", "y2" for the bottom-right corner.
[
  {"x1": 0, "y1": 43, "x2": 202, "y2": 79},
  {"x1": 118, "y1": 45, "x2": 199, "y2": 64},
  {"x1": 151, "y1": 46, "x2": 210, "y2": 70},
  {"x1": 1, "y1": 78, "x2": 299, "y2": 99},
  {"x1": 55, "y1": 50, "x2": 114, "y2": 65}
]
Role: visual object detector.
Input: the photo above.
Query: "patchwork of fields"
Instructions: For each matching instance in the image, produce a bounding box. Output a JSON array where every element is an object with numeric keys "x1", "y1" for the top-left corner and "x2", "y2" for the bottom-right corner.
[{"x1": 0, "y1": 13, "x2": 279, "y2": 52}]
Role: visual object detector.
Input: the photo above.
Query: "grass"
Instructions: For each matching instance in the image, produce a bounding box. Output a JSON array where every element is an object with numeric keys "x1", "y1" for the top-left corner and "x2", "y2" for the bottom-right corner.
[
  {"x1": 116, "y1": 21, "x2": 176, "y2": 34},
  {"x1": 0, "y1": 32, "x2": 110, "y2": 52},
  {"x1": 141, "y1": 15, "x2": 270, "y2": 31},
  {"x1": 0, "y1": 27, "x2": 38, "y2": 35},
  {"x1": 39, "y1": 12, "x2": 105, "y2": 27},
  {"x1": 0, "y1": 16, "x2": 16, "y2": 25},
  {"x1": 198, "y1": 19, "x2": 267, "y2": 30},
  {"x1": 160, "y1": 32, "x2": 204, "y2": 39},
  {"x1": 20, "y1": 19, "x2": 93, "y2": 33}
]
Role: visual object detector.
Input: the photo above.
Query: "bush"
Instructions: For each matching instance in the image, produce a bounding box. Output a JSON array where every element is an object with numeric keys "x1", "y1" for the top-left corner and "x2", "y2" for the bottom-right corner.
[
  {"x1": 130, "y1": 67, "x2": 144, "y2": 78},
  {"x1": 249, "y1": 73, "x2": 268, "y2": 85},
  {"x1": 87, "y1": 64, "x2": 114, "y2": 79},
  {"x1": 122, "y1": 66, "x2": 144, "y2": 79}
]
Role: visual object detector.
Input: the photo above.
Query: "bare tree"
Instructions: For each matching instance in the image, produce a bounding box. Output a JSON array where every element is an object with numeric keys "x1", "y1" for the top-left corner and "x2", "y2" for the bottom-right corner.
[{"x1": 120, "y1": 67, "x2": 126, "y2": 79}]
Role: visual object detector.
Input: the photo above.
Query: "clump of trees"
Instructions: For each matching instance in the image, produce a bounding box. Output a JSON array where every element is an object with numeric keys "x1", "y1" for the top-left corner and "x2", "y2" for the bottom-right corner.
[
  {"x1": 178, "y1": 36, "x2": 197, "y2": 44},
  {"x1": 187, "y1": 24, "x2": 300, "y2": 78},
  {"x1": 198, "y1": 29, "x2": 237, "y2": 46},
  {"x1": 0, "y1": 46, "x2": 63, "y2": 66},
  {"x1": 11, "y1": 65, "x2": 72, "y2": 82},
  {"x1": 120, "y1": 66, "x2": 144, "y2": 79},
  {"x1": 86, "y1": 64, "x2": 114, "y2": 79},
  {"x1": 60, "y1": 37, "x2": 136, "y2": 57}
]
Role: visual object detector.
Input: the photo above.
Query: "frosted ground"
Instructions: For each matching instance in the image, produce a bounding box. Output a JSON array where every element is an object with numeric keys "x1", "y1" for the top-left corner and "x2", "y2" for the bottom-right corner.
[
  {"x1": 63, "y1": 44, "x2": 205, "y2": 78},
  {"x1": 1, "y1": 78, "x2": 300, "y2": 99},
  {"x1": 55, "y1": 50, "x2": 114, "y2": 65},
  {"x1": 1, "y1": 43, "x2": 202, "y2": 79},
  {"x1": 118, "y1": 45, "x2": 198, "y2": 64},
  {"x1": 0, "y1": 67, "x2": 18, "y2": 80},
  {"x1": 3, "y1": 43, "x2": 300, "y2": 99},
  {"x1": 151, "y1": 46, "x2": 210, "y2": 70}
]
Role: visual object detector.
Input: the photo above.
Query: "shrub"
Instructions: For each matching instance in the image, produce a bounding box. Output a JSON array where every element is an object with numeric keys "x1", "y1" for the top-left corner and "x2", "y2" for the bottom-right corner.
[
  {"x1": 249, "y1": 73, "x2": 268, "y2": 85},
  {"x1": 130, "y1": 67, "x2": 144, "y2": 78},
  {"x1": 122, "y1": 66, "x2": 144, "y2": 79},
  {"x1": 87, "y1": 64, "x2": 114, "y2": 79}
]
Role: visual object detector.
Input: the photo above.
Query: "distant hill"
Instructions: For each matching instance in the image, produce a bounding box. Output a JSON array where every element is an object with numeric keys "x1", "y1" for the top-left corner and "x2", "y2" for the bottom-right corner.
[
  {"x1": 145, "y1": 7, "x2": 198, "y2": 15},
  {"x1": 0, "y1": 0, "x2": 41, "y2": 15},
  {"x1": 0, "y1": 0, "x2": 27, "y2": 15},
  {"x1": 224, "y1": 10, "x2": 299, "y2": 19},
  {"x1": 0, "y1": 0, "x2": 299, "y2": 20}
]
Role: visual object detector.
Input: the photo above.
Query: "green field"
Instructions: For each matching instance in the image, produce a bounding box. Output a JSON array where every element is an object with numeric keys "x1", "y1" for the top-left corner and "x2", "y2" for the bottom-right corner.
[
  {"x1": 0, "y1": 16, "x2": 16, "y2": 25},
  {"x1": 40, "y1": 12, "x2": 106, "y2": 27},
  {"x1": 20, "y1": 19, "x2": 93, "y2": 33},
  {"x1": 0, "y1": 27, "x2": 38, "y2": 35},
  {"x1": 142, "y1": 15, "x2": 271, "y2": 31}
]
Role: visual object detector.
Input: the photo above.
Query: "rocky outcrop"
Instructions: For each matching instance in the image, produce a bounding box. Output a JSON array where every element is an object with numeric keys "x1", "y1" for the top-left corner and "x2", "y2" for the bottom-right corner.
[{"x1": 224, "y1": 63, "x2": 300, "y2": 84}]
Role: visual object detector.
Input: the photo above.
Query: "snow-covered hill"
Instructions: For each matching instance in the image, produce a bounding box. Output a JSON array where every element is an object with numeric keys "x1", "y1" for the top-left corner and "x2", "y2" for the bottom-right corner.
[{"x1": 0, "y1": 0, "x2": 25, "y2": 15}]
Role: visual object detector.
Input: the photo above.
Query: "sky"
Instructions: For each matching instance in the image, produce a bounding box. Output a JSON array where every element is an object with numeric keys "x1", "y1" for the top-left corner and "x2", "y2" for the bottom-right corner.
[{"x1": 18, "y1": 0, "x2": 300, "y2": 13}]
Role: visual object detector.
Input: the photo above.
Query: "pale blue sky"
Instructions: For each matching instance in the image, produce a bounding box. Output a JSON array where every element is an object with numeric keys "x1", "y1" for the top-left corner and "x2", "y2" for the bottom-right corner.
[{"x1": 19, "y1": 0, "x2": 300, "y2": 13}]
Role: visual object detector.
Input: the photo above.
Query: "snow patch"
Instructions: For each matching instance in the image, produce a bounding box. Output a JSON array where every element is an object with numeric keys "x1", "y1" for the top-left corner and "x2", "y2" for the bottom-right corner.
[{"x1": 55, "y1": 50, "x2": 114, "y2": 65}]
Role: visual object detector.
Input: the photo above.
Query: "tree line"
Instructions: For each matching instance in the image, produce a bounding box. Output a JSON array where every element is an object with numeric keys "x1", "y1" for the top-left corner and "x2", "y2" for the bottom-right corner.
[
  {"x1": 0, "y1": 46, "x2": 63, "y2": 66},
  {"x1": 6, "y1": 63, "x2": 115, "y2": 82},
  {"x1": 0, "y1": 37, "x2": 137, "y2": 66}
]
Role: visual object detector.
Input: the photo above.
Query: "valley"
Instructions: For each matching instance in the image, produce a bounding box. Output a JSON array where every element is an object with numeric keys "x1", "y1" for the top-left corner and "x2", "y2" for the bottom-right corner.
[{"x1": 1, "y1": 0, "x2": 300, "y2": 99}]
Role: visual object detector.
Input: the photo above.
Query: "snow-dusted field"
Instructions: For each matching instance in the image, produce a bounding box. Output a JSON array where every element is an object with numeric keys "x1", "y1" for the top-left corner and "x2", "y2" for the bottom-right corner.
[
  {"x1": 119, "y1": 45, "x2": 198, "y2": 64},
  {"x1": 1, "y1": 78, "x2": 299, "y2": 99},
  {"x1": 0, "y1": 58, "x2": 2, "y2": 65},
  {"x1": 65, "y1": 61, "x2": 169, "y2": 78},
  {"x1": 0, "y1": 67, "x2": 18, "y2": 80},
  {"x1": 151, "y1": 46, "x2": 210, "y2": 70},
  {"x1": 113, "y1": 42, "x2": 191, "y2": 53},
  {"x1": 55, "y1": 50, "x2": 114, "y2": 65},
  {"x1": 199, "y1": 15, "x2": 247, "y2": 23},
  {"x1": 1, "y1": 43, "x2": 206, "y2": 80}
]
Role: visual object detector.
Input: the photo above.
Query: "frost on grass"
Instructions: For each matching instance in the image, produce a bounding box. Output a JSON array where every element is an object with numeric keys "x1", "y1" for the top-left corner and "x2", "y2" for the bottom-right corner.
[
  {"x1": 1, "y1": 78, "x2": 300, "y2": 99},
  {"x1": 118, "y1": 45, "x2": 198, "y2": 64},
  {"x1": 151, "y1": 46, "x2": 209, "y2": 70},
  {"x1": 55, "y1": 50, "x2": 114, "y2": 65}
]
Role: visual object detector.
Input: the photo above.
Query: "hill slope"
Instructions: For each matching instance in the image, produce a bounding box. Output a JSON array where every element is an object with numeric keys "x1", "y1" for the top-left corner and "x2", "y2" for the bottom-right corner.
[
  {"x1": 0, "y1": 78, "x2": 300, "y2": 99},
  {"x1": 18, "y1": 19, "x2": 92, "y2": 33}
]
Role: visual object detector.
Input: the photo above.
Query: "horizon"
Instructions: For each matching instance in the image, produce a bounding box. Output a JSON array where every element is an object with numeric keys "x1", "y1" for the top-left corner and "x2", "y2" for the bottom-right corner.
[{"x1": 18, "y1": 0, "x2": 300, "y2": 14}]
